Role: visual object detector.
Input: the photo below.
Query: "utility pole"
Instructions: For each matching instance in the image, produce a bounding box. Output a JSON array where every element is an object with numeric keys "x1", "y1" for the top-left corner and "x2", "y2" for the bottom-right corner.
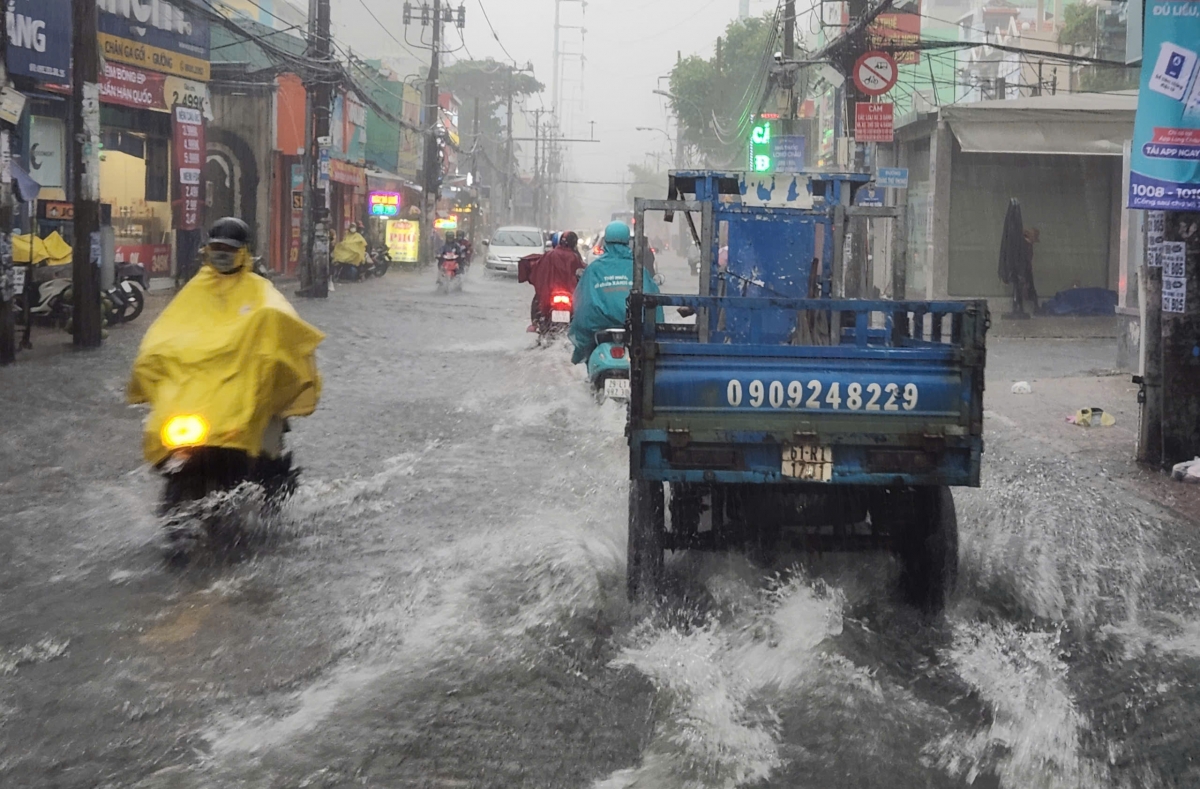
[
  {"x1": 1138, "y1": 212, "x2": 1163, "y2": 465},
  {"x1": 782, "y1": 0, "x2": 796, "y2": 137},
  {"x1": 470, "y1": 96, "x2": 480, "y2": 249},
  {"x1": 533, "y1": 113, "x2": 542, "y2": 227},
  {"x1": 298, "y1": 0, "x2": 332, "y2": 297},
  {"x1": 71, "y1": 0, "x2": 103, "y2": 347},
  {"x1": 422, "y1": 0, "x2": 444, "y2": 264},
  {"x1": 552, "y1": 0, "x2": 561, "y2": 120},
  {"x1": 505, "y1": 68, "x2": 514, "y2": 223},
  {"x1": 0, "y1": 7, "x2": 14, "y2": 365},
  {"x1": 1159, "y1": 212, "x2": 1200, "y2": 467}
]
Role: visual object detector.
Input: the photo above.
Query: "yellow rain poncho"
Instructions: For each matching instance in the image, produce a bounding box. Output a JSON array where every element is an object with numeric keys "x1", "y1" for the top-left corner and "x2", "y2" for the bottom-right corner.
[
  {"x1": 128, "y1": 265, "x2": 324, "y2": 465},
  {"x1": 331, "y1": 231, "x2": 368, "y2": 267},
  {"x1": 13, "y1": 232, "x2": 73, "y2": 266}
]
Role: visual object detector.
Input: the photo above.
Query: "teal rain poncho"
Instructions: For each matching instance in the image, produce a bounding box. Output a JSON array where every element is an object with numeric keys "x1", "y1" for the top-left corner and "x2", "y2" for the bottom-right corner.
[{"x1": 569, "y1": 242, "x2": 660, "y2": 364}]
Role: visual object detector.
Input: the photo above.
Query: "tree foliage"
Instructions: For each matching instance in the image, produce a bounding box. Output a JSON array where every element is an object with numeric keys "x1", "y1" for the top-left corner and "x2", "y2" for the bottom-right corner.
[
  {"x1": 626, "y1": 163, "x2": 667, "y2": 204},
  {"x1": 668, "y1": 16, "x2": 776, "y2": 164}
]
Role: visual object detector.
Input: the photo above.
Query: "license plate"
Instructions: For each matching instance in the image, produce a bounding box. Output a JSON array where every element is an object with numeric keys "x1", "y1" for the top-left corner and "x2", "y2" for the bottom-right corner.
[
  {"x1": 508, "y1": 263, "x2": 518, "y2": 272},
  {"x1": 551, "y1": 310, "x2": 571, "y2": 323},
  {"x1": 782, "y1": 444, "x2": 833, "y2": 481},
  {"x1": 604, "y1": 378, "x2": 631, "y2": 399}
]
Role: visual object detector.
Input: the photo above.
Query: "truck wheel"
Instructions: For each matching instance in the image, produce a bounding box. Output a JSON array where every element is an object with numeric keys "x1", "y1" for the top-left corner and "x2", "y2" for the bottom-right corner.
[
  {"x1": 627, "y1": 479, "x2": 664, "y2": 604},
  {"x1": 897, "y1": 486, "x2": 958, "y2": 613}
]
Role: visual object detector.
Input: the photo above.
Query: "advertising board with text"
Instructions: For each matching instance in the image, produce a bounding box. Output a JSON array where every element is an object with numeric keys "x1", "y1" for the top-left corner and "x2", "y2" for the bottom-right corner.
[
  {"x1": 173, "y1": 106, "x2": 205, "y2": 231},
  {"x1": 385, "y1": 219, "x2": 420, "y2": 263},
  {"x1": 6, "y1": 0, "x2": 71, "y2": 83},
  {"x1": 1129, "y1": 0, "x2": 1200, "y2": 210}
]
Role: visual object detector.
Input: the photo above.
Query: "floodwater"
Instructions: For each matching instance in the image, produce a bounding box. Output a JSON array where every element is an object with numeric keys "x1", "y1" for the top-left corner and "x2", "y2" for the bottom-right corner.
[{"x1": 1, "y1": 252, "x2": 1198, "y2": 788}]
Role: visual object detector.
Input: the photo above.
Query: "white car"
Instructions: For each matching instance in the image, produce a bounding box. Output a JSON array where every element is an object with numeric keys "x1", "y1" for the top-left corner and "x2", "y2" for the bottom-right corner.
[{"x1": 484, "y1": 226, "x2": 545, "y2": 275}]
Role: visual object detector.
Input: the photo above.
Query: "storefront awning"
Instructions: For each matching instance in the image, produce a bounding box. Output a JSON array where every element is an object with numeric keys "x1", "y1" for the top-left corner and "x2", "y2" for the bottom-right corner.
[{"x1": 939, "y1": 93, "x2": 1137, "y2": 156}]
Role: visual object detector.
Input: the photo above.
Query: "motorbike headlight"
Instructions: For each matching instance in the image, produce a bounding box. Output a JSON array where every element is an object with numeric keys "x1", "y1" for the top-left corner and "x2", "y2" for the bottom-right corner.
[{"x1": 162, "y1": 414, "x2": 209, "y2": 449}]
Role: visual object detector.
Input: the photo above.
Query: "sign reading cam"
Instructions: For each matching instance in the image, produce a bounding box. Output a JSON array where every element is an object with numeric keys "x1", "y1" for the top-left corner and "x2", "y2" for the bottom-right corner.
[{"x1": 1129, "y1": 0, "x2": 1200, "y2": 210}]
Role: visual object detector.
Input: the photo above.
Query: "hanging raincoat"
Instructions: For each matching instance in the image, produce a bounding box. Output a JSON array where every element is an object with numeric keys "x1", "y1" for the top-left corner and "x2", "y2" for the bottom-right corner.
[
  {"x1": 569, "y1": 242, "x2": 659, "y2": 365},
  {"x1": 128, "y1": 265, "x2": 324, "y2": 465},
  {"x1": 332, "y1": 230, "x2": 368, "y2": 267}
]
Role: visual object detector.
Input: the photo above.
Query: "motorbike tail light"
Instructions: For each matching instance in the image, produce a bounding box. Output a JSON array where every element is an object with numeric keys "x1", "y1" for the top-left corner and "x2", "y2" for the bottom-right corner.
[
  {"x1": 611, "y1": 346, "x2": 626, "y2": 359},
  {"x1": 552, "y1": 294, "x2": 571, "y2": 307},
  {"x1": 162, "y1": 414, "x2": 209, "y2": 449}
]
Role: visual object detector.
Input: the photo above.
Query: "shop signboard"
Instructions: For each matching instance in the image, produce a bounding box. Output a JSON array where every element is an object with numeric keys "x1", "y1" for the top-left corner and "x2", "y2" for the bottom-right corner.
[
  {"x1": 1128, "y1": 0, "x2": 1200, "y2": 210},
  {"x1": 869, "y1": 0, "x2": 921, "y2": 66},
  {"x1": 97, "y1": 0, "x2": 211, "y2": 81},
  {"x1": 385, "y1": 219, "x2": 419, "y2": 263},
  {"x1": 773, "y1": 135, "x2": 806, "y2": 172},
  {"x1": 433, "y1": 216, "x2": 458, "y2": 231},
  {"x1": 116, "y1": 243, "x2": 171, "y2": 274},
  {"x1": 173, "y1": 105, "x2": 205, "y2": 231},
  {"x1": 328, "y1": 158, "x2": 365, "y2": 187},
  {"x1": 6, "y1": 0, "x2": 71, "y2": 83},
  {"x1": 369, "y1": 191, "x2": 400, "y2": 217},
  {"x1": 99, "y1": 61, "x2": 167, "y2": 111}
]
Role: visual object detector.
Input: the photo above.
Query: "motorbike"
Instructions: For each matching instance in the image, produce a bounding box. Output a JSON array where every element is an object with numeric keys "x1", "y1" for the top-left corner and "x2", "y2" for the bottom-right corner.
[
  {"x1": 534, "y1": 291, "x2": 573, "y2": 343},
  {"x1": 587, "y1": 328, "x2": 630, "y2": 402},
  {"x1": 686, "y1": 247, "x2": 702, "y2": 276},
  {"x1": 103, "y1": 263, "x2": 148, "y2": 324},
  {"x1": 436, "y1": 249, "x2": 463, "y2": 293},
  {"x1": 366, "y1": 246, "x2": 391, "y2": 277},
  {"x1": 15, "y1": 275, "x2": 73, "y2": 328},
  {"x1": 129, "y1": 265, "x2": 323, "y2": 564}
]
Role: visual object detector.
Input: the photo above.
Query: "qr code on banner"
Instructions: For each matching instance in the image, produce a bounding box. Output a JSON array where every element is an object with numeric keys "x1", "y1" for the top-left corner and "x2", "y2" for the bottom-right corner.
[
  {"x1": 1147, "y1": 211, "x2": 1165, "y2": 234},
  {"x1": 1162, "y1": 242, "x2": 1186, "y2": 278}
]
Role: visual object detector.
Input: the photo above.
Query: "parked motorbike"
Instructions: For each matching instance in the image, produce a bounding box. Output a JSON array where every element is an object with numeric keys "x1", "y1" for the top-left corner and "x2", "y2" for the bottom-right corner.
[
  {"x1": 103, "y1": 263, "x2": 147, "y2": 324},
  {"x1": 587, "y1": 328, "x2": 630, "y2": 402},
  {"x1": 15, "y1": 276, "x2": 73, "y2": 328},
  {"x1": 366, "y1": 246, "x2": 391, "y2": 277},
  {"x1": 436, "y1": 249, "x2": 463, "y2": 293}
]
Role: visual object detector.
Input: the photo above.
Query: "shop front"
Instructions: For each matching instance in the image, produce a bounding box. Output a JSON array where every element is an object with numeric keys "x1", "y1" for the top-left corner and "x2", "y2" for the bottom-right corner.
[{"x1": 95, "y1": 0, "x2": 211, "y2": 280}]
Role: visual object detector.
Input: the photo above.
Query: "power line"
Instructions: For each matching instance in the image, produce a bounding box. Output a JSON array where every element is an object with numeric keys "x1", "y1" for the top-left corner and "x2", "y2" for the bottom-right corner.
[
  {"x1": 352, "y1": 0, "x2": 424, "y2": 61},
  {"x1": 474, "y1": 0, "x2": 518, "y2": 65}
]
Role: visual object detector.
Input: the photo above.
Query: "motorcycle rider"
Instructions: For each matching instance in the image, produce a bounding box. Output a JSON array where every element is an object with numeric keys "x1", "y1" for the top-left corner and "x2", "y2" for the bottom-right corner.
[
  {"x1": 204, "y1": 216, "x2": 256, "y2": 275},
  {"x1": 569, "y1": 221, "x2": 660, "y2": 365},
  {"x1": 332, "y1": 222, "x2": 368, "y2": 279},
  {"x1": 528, "y1": 231, "x2": 586, "y2": 331}
]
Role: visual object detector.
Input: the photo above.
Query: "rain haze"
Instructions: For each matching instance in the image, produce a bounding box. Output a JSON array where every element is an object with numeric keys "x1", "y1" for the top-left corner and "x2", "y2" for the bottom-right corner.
[{"x1": 3, "y1": 0, "x2": 1200, "y2": 785}]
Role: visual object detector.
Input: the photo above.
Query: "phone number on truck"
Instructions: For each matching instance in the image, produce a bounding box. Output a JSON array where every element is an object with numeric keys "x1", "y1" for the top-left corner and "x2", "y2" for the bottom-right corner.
[{"x1": 725, "y1": 379, "x2": 919, "y2": 411}]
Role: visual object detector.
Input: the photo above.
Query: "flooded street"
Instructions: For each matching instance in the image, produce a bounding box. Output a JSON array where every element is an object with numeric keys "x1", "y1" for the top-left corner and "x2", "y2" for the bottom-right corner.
[{"x1": 3, "y1": 255, "x2": 1199, "y2": 788}]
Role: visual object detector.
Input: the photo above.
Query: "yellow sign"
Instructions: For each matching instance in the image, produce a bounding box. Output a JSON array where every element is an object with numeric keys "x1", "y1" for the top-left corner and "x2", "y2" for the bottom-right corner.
[
  {"x1": 385, "y1": 219, "x2": 420, "y2": 264},
  {"x1": 433, "y1": 217, "x2": 458, "y2": 231},
  {"x1": 99, "y1": 33, "x2": 211, "y2": 81}
]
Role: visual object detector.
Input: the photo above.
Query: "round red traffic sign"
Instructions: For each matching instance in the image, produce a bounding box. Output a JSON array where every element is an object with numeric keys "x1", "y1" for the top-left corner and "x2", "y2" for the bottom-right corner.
[{"x1": 853, "y1": 50, "x2": 898, "y2": 97}]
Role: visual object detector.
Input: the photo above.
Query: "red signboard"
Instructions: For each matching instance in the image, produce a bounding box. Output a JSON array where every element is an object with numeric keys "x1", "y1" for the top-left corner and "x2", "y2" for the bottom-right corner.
[
  {"x1": 115, "y1": 243, "x2": 171, "y2": 274},
  {"x1": 328, "y1": 158, "x2": 366, "y2": 187},
  {"x1": 855, "y1": 102, "x2": 894, "y2": 143},
  {"x1": 100, "y1": 62, "x2": 166, "y2": 111},
  {"x1": 870, "y1": 1, "x2": 922, "y2": 67},
  {"x1": 172, "y1": 105, "x2": 205, "y2": 231}
]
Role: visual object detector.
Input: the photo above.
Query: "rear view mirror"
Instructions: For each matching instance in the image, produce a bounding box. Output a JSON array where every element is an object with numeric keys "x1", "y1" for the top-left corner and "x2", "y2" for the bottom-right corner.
[{"x1": 482, "y1": 239, "x2": 490, "y2": 246}]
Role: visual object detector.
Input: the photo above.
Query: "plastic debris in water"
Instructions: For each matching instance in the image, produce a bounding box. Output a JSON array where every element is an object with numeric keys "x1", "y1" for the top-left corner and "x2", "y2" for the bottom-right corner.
[
  {"x1": 1011, "y1": 381, "x2": 1033, "y2": 394},
  {"x1": 1066, "y1": 407, "x2": 1115, "y2": 427},
  {"x1": 1172, "y1": 457, "x2": 1200, "y2": 483}
]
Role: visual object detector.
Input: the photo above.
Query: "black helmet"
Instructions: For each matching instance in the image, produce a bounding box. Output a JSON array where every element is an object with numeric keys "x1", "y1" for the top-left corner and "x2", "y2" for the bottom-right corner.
[{"x1": 208, "y1": 216, "x2": 251, "y2": 249}]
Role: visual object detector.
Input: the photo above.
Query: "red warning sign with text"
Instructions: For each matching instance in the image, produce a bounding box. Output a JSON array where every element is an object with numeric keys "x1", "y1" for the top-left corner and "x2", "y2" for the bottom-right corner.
[{"x1": 854, "y1": 102, "x2": 894, "y2": 143}]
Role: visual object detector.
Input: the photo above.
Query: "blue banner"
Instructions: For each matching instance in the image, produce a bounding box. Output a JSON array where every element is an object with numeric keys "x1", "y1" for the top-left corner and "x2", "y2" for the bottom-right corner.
[
  {"x1": 96, "y1": 0, "x2": 210, "y2": 60},
  {"x1": 1129, "y1": 0, "x2": 1200, "y2": 210},
  {"x1": 6, "y1": 0, "x2": 72, "y2": 83}
]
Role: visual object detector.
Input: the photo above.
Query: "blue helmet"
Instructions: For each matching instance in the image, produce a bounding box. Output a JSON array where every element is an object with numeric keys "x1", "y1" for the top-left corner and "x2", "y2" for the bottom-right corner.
[
  {"x1": 550, "y1": 231, "x2": 561, "y2": 248},
  {"x1": 604, "y1": 221, "x2": 631, "y2": 246}
]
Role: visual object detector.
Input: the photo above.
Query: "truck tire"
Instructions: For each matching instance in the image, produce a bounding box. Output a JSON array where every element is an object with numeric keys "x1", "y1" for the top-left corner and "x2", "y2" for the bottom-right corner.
[
  {"x1": 897, "y1": 486, "x2": 958, "y2": 613},
  {"x1": 627, "y1": 479, "x2": 664, "y2": 604}
]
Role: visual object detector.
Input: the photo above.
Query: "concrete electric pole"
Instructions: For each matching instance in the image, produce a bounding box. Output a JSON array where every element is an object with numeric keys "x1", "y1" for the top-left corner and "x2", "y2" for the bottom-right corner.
[
  {"x1": 299, "y1": 0, "x2": 333, "y2": 297},
  {"x1": 71, "y1": 0, "x2": 103, "y2": 346}
]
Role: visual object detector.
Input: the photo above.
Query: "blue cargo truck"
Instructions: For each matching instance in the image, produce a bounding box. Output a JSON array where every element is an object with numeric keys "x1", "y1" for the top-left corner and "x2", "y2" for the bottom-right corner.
[{"x1": 625, "y1": 171, "x2": 988, "y2": 612}]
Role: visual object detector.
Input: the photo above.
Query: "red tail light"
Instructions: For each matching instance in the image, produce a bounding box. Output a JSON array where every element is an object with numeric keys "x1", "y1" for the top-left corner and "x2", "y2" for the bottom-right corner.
[
  {"x1": 552, "y1": 294, "x2": 571, "y2": 307},
  {"x1": 610, "y1": 346, "x2": 625, "y2": 359}
]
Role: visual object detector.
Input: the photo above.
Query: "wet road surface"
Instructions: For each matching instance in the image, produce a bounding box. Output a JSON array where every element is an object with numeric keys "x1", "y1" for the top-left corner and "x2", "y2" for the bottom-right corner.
[{"x1": 1, "y1": 255, "x2": 1198, "y2": 788}]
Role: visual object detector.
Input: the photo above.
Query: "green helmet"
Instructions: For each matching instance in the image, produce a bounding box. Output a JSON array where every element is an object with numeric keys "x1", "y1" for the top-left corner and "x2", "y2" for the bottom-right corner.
[{"x1": 604, "y1": 220, "x2": 631, "y2": 246}]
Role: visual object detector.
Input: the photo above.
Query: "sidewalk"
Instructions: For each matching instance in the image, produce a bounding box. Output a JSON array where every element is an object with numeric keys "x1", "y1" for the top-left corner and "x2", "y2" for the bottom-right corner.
[{"x1": 986, "y1": 340, "x2": 1200, "y2": 525}]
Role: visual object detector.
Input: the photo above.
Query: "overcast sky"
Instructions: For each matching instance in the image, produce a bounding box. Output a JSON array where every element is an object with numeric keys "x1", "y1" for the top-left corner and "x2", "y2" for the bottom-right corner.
[{"x1": 329, "y1": 0, "x2": 783, "y2": 225}]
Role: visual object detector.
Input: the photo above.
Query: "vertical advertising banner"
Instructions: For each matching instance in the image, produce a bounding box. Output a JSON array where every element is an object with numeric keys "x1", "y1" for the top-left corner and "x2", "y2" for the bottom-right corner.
[
  {"x1": 173, "y1": 105, "x2": 205, "y2": 230},
  {"x1": 1129, "y1": 0, "x2": 1200, "y2": 210}
]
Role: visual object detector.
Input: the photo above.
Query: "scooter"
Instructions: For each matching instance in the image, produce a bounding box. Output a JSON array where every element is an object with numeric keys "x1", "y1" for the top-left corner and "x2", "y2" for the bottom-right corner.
[
  {"x1": 436, "y1": 249, "x2": 463, "y2": 293},
  {"x1": 157, "y1": 415, "x2": 299, "y2": 562},
  {"x1": 535, "y1": 291, "x2": 573, "y2": 343},
  {"x1": 587, "y1": 328, "x2": 630, "y2": 402},
  {"x1": 15, "y1": 275, "x2": 73, "y2": 328}
]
